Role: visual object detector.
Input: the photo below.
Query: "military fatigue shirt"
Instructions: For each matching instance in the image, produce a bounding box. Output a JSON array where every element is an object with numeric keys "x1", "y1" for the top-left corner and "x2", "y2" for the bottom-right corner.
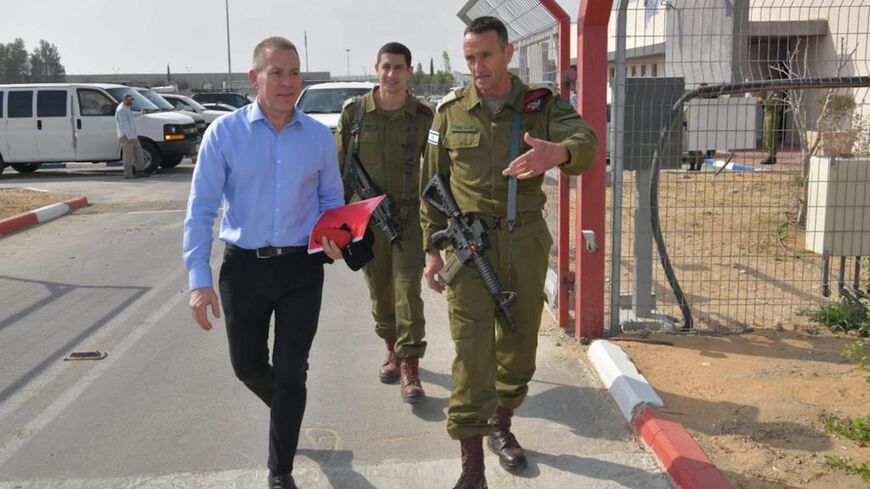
[
  {"x1": 420, "y1": 74, "x2": 598, "y2": 250},
  {"x1": 335, "y1": 88, "x2": 433, "y2": 208}
]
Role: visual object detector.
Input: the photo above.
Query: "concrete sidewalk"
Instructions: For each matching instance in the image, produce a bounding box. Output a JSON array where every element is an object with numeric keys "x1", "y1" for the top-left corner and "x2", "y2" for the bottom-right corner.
[{"x1": 280, "y1": 263, "x2": 670, "y2": 488}]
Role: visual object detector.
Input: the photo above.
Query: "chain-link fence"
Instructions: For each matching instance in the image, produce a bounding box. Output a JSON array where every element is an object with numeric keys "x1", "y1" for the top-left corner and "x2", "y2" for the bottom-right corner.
[{"x1": 608, "y1": 0, "x2": 870, "y2": 333}]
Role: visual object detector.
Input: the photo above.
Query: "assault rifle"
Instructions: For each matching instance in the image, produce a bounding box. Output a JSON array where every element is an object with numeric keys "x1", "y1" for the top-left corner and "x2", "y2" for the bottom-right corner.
[
  {"x1": 422, "y1": 174, "x2": 517, "y2": 329},
  {"x1": 345, "y1": 154, "x2": 402, "y2": 246}
]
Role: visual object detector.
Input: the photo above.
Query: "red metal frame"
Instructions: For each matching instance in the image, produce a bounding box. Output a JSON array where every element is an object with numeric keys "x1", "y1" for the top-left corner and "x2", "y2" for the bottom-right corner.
[
  {"x1": 574, "y1": 0, "x2": 612, "y2": 339},
  {"x1": 536, "y1": 0, "x2": 574, "y2": 330}
]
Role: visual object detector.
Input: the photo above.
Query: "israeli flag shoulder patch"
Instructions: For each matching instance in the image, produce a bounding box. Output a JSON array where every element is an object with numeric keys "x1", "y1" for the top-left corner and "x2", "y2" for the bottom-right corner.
[{"x1": 428, "y1": 130, "x2": 440, "y2": 146}]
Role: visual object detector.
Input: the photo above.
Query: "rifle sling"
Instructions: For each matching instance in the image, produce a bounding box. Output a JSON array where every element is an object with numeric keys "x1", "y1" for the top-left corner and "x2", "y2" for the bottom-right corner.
[
  {"x1": 507, "y1": 110, "x2": 521, "y2": 232},
  {"x1": 342, "y1": 95, "x2": 366, "y2": 185},
  {"x1": 400, "y1": 113, "x2": 418, "y2": 222}
]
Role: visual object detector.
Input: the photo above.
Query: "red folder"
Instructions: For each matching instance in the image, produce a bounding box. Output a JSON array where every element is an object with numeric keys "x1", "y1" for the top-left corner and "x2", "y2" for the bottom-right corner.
[{"x1": 307, "y1": 195, "x2": 385, "y2": 253}]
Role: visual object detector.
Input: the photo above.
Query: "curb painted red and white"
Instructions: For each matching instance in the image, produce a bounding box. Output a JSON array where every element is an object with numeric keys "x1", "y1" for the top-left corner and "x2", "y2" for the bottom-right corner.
[
  {"x1": 587, "y1": 340, "x2": 734, "y2": 489},
  {"x1": 0, "y1": 196, "x2": 89, "y2": 236}
]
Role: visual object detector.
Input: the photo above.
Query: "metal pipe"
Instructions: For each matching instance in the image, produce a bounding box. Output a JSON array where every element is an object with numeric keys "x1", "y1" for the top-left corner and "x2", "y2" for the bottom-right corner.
[
  {"x1": 821, "y1": 252, "x2": 831, "y2": 297},
  {"x1": 225, "y1": 0, "x2": 232, "y2": 89},
  {"x1": 609, "y1": 0, "x2": 629, "y2": 336}
]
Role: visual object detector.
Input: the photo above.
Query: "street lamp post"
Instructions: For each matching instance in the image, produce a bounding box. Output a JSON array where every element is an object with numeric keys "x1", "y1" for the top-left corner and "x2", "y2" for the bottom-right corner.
[
  {"x1": 345, "y1": 49, "x2": 350, "y2": 78},
  {"x1": 225, "y1": 0, "x2": 232, "y2": 89}
]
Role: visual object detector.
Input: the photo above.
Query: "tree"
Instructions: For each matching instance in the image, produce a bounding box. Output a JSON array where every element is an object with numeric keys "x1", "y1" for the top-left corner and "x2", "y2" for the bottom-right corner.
[
  {"x1": 0, "y1": 38, "x2": 31, "y2": 83},
  {"x1": 773, "y1": 37, "x2": 856, "y2": 225},
  {"x1": 441, "y1": 51, "x2": 452, "y2": 74},
  {"x1": 28, "y1": 39, "x2": 65, "y2": 82}
]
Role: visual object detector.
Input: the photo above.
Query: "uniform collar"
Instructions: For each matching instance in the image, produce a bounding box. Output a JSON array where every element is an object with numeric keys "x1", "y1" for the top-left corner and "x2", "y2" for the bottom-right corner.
[
  {"x1": 368, "y1": 86, "x2": 418, "y2": 116},
  {"x1": 464, "y1": 74, "x2": 526, "y2": 112}
]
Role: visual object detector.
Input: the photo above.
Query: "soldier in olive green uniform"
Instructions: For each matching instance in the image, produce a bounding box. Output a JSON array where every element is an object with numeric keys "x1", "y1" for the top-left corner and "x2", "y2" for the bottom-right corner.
[
  {"x1": 336, "y1": 42, "x2": 433, "y2": 403},
  {"x1": 762, "y1": 90, "x2": 785, "y2": 164},
  {"x1": 420, "y1": 17, "x2": 597, "y2": 489}
]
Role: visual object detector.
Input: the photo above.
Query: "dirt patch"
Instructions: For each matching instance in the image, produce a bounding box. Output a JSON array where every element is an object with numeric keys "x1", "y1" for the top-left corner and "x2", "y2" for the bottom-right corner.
[
  {"x1": 543, "y1": 167, "x2": 869, "y2": 486},
  {"x1": 612, "y1": 330, "x2": 870, "y2": 488},
  {"x1": 0, "y1": 188, "x2": 76, "y2": 220}
]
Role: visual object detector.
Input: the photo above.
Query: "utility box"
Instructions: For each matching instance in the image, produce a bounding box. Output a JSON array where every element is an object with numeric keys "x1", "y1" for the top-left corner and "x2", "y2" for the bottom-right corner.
[
  {"x1": 805, "y1": 156, "x2": 870, "y2": 256},
  {"x1": 623, "y1": 77, "x2": 685, "y2": 171}
]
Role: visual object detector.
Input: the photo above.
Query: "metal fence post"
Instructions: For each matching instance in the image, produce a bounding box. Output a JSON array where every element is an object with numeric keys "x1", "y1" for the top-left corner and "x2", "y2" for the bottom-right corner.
[{"x1": 576, "y1": 0, "x2": 613, "y2": 339}]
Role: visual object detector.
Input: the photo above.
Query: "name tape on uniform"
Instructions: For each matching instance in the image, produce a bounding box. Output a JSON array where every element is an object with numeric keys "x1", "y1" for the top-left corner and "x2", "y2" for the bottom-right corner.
[{"x1": 428, "y1": 130, "x2": 439, "y2": 146}]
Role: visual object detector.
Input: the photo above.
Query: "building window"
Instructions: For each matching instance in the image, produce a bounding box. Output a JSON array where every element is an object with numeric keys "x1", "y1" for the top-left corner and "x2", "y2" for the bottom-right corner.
[
  {"x1": 641, "y1": 65, "x2": 647, "y2": 77},
  {"x1": 652, "y1": 64, "x2": 658, "y2": 77},
  {"x1": 630, "y1": 65, "x2": 637, "y2": 77},
  {"x1": 610, "y1": 67, "x2": 615, "y2": 80}
]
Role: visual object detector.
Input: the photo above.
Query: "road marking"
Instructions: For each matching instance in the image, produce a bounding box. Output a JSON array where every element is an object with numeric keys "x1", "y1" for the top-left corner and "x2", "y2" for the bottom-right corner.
[
  {"x1": 126, "y1": 209, "x2": 186, "y2": 215},
  {"x1": 0, "y1": 269, "x2": 187, "y2": 465}
]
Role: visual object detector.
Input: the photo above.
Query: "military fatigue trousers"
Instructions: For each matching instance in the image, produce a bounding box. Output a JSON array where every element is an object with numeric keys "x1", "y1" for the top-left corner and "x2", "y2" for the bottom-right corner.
[
  {"x1": 445, "y1": 213, "x2": 551, "y2": 440},
  {"x1": 363, "y1": 212, "x2": 427, "y2": 358},
  {"x1": 764, "y1": 105, "x2": 782, "y2": 159}
]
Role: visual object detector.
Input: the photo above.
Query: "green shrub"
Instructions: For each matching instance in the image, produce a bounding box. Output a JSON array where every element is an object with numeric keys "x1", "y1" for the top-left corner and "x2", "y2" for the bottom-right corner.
[
  {"x1": 825, "y1": 455, "x2": 870, "y2": 484},
  {"x1": 824, "y1": 415, "x2": 870, "y2": 444}
]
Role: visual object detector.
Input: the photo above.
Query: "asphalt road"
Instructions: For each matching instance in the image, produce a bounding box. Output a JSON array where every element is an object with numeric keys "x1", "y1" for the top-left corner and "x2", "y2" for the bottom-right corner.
[{"x1": 0, "y1": 161, "x2": 669, "y2": 488}]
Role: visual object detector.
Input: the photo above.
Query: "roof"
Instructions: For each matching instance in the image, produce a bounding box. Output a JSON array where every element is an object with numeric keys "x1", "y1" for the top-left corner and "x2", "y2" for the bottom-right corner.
[{"x1": 457, "y1": 0, "x2": 563, "y2": 41}]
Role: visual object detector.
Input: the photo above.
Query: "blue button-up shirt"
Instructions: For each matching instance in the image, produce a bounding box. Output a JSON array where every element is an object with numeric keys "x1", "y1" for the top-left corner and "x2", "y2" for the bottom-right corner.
[{"x1": 182, "y1": 101, "x2": 344, "y2": 290}]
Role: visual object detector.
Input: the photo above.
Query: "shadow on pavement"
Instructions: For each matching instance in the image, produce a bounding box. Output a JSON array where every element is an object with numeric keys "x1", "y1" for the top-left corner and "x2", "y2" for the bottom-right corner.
[{"x1": 0, "y1": 275, "x2": 149, "y2": 404}]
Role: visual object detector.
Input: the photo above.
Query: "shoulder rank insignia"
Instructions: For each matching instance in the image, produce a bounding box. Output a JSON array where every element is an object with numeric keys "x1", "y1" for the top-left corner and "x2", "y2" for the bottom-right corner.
[{"x1": 522, "y1": 83, "x2": 555, "y2": 113}]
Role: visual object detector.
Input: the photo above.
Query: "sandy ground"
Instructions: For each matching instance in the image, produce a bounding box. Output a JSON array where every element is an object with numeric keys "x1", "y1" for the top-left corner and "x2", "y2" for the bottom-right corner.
[
  {"x1": 613, "y1": 329, "x2": 870, "y2": 489},
  {"x1": 541, "y1": 166, "x2": 870, "y2": 488},
  {"x1": 0, "y1": 188, "x2": 76, "y2": 220}
]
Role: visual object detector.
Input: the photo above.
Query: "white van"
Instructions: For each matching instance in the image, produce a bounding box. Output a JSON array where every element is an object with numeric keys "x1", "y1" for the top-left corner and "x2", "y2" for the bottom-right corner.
[{"x1": 0, "y1": 83, "x2": 199, "y2": 176}]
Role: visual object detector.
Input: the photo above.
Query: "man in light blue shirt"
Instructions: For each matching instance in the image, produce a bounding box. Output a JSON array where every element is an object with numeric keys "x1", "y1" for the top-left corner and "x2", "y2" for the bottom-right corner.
[
  {"x1": 182, "y1": 36, "x2": 344, "y2": 489},
  {"x1": 114, "y1": 94, "x2": 146, "y2": 178}
]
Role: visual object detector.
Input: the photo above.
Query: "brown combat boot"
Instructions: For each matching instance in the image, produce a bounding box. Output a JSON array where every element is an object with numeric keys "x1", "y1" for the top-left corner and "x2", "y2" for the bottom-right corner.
[
  {"x1": 399, "y1": 356, "x2": 425, "y2": 403},
  {"x1": 379, "y1": 338, "x2": 399, "y2": 384},
  {"x1": 452, "y1": 435, "x2": 488, "y2": 489},
  {"x1": 487, "y1": 406, "x2": 527, "y2": 471}
]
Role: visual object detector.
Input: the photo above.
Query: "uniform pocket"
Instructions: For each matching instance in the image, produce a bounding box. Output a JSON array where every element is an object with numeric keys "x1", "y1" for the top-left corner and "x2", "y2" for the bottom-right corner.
[{"x1": 444, "y1": 131, "x2": 483, "y2": 183}]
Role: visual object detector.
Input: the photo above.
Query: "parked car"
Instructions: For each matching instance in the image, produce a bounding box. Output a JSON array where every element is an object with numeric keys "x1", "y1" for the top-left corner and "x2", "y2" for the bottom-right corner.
[
  {"x1": 296, "y1": 82, "x2": 375, "y2": 132},
  {"x1": 199, "y1": 102, "x2": 238, "y2": 112},
  {"x1": 159, "y1": 93, "x2": 226, "y2": 125},
  {"x1": 0, "y1": 83, "x2": 198, "y2": 176},
  {"x1": 136, "y1": 87, "x2": 207, "y2": 137},
  {"x1": 191, "y1": 90, "x2": 253, "y2": 109}
]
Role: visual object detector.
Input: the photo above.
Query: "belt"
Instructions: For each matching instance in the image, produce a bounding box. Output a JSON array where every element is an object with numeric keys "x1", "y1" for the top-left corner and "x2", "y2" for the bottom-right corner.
[
  {"x1": 470, "y1": 210, "x2": 543, "y2": 231},
  {"x1": 226, "y1": 243, "x2": 307, "y2": 259}
]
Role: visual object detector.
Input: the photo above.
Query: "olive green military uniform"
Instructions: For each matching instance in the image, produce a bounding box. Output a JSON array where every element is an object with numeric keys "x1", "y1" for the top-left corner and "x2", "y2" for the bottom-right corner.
[
  {"x1": 336, "y1": 88, "x2": 433, "y2": 359},
  {"x1": 763, "y1": 91, "x2": 785, "y2": 161},
  {"x1": 420, "y1": 75, "x2": 598, "y2": 440}
]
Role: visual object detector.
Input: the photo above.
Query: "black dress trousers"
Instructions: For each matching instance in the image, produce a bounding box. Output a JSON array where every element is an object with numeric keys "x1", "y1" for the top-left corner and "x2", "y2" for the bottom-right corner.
[{"x1": 218, "y1": 245, "x2": 324, "y2": 475}]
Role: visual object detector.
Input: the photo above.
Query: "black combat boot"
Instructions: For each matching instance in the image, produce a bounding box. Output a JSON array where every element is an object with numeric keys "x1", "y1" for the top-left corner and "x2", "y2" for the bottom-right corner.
[
  {"x1": 452, "y1": 435, "x2": 487, "y2": 489},
  {"x1": 487, "y1": 406, "x2": 527, "y2": 471}
]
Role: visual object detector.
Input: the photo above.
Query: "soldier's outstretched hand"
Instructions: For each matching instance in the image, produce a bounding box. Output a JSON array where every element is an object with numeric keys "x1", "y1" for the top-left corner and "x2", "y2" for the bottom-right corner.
[{"x1": 503, "y1": 132, "x2": 569, "y2": 179}]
